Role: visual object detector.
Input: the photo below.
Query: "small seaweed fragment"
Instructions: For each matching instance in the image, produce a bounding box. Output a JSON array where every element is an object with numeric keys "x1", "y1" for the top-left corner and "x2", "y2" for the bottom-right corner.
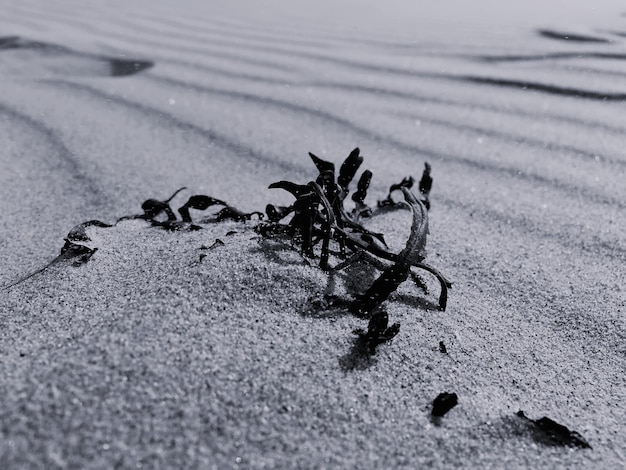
[
  {"x1": 124, "y1": 189, "x2": 263, "y2": 229},
  {"x1": 3, "y1": 239, "x2": 97, "y2": 290},
  {"x1": 268, "y1": 181, "x2": 312, "y2": 199},
  {"x1": 337, "y1": 147, "x2": 364, "y2": 191},
  {"x1": 265, "y1": 204, "x2": 293, "y2": 222},
  {"x1": 378, "y1": 163, "x2": 433, "y2": 210},
  {"x1": 118, "y1": 187, "x2": 187, "y2": 223},
  {"x1": 3, "y1": 218, "x2": 108, "y2": 289},
  {"x1": 141, "y1": 187, "x2": 186, "y2": 221},
  {"x1": 177, "y1": 195, "x2": 227, "y2": 223},
  {"x1": 516, "y1": 410, "x2": 592, "y2": 448},
  {"x1": 418, "y1": 162, "x2": 433, "y2": 210},
  {"x1": 66, "y1": 220, "x2": 112, "y2": 242},
  {"x1": 378, "y1": 176, "x2": 414, "y2": 208},
  {"x1": 178, "y1": 194, "x2": 263, "y2": 224},
  {"x1": 198, "y1": 239, "x2": 224, "y2": 262},
  {"x1": 432, "y1": 392, "x2": 458, "y2": 417},
  {"x1": 353, "y1": 310, "x2": 400, "y2": 355},
  {"x1": 215, "y1": 206, "x2": 264, "y2": 222}
]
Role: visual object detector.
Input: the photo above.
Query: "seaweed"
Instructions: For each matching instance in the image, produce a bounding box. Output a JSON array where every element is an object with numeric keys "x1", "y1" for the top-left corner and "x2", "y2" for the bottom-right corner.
[
  {"x1": 178, "y1": 195, "x2": 262, "y2": 224},
  {"x1": 378, "y1": 176, "x2": 415, "y2": 208},
  {"x1": 214, "y1": 207, "x2": 264, "y2": 222},
  {"x1": 516, "y1": 410, "x2": 592, "y2": 449},
  {"x1": 3, "y1": 234, "x2": 100, "y2": 290},
  {"x1": 347, "y1": 187, "x2": 430, "y2": 316},
  {"x1": 177, "y1": 194, "x2": 227, "y2": 223},
  {"x1": 353, "y1": 310, "x2": 400, "y2": 355},
  {"x1": 198, "y1": 239, "x2": 224, "y2": 262},
  {"x1": 118, "y1": 187, "x2": 188, "y2": 223},
  {"x1": 261, "y1": 148, "x2": 451, "y2": 315},
  {"x1": 6, "y1": 147, "x2": 450, "y2": 366},
  {"x1": 66, "y1": 220, "x2": 113, "y2": 242},
  {"x1": 351, "y1": 169, "x2": 373, "y2": 218},
  {"x1": 431, "y1": 392, "x2": 458, "y2": 417}
]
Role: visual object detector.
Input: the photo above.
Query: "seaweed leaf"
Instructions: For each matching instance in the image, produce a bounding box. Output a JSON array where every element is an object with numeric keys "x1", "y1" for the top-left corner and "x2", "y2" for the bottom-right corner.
[
  {"x1": 178, "y1": 195, "x2": 227, "y2": 223},
  {"x1": 265, "y1": 204, "x2": 293, "y2": 222},
  {"x1": 268, "y1": 181, "x2": 312, "y2": 199},
  {"x1": 133, "y1": 187, "x2": 188, "y2": 223},
  {"x1": 351, "y1": 169, "x2": 372, "y2": 206},
  {"x1": 338, "y1": 147, "x2": 363, "y2": 191},
  {"x1": 419, "y1": 162, "x2": 433, "y2": 196},
  {"x1": 418, "y1": 162, "x2": 433, "y2": 209}
]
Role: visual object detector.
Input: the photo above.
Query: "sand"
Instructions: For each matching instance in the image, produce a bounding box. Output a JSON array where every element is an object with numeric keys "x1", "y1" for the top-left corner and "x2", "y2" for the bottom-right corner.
[{"x1": 1, "y1": 0, "x2": 625, "y2": 468}]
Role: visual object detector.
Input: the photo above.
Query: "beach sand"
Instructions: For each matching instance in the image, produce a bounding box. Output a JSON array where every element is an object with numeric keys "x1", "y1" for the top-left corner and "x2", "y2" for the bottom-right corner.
[{"x1": 1, "y1": 0, "x2": 625, "y2": 468}]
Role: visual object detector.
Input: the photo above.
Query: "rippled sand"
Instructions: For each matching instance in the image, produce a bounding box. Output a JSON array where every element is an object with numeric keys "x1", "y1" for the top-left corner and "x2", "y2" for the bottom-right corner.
[{"x1": 1, "y1": 1, "x2": 625, "y2": 468}]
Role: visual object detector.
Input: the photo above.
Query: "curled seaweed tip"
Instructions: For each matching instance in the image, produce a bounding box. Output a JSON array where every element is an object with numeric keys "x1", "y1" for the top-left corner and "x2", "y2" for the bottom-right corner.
[{"x1": 378, "y1": 176, "x2": 414, "y2": 208}]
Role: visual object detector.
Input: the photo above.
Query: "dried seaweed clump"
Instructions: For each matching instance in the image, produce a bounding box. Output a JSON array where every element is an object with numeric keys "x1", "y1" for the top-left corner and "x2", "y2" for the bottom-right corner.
[
  {"x1": 258, "y1": 147, "x2": 451, "y2": 317},
  {"x1": 4, "y1": 148, "x2": 451, "y2": 354}
]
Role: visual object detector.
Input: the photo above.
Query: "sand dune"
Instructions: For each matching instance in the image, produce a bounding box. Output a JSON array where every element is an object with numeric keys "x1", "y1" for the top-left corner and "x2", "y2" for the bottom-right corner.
[{"x1": 1, "y1": 0, "x2": 625, "y2": 468}]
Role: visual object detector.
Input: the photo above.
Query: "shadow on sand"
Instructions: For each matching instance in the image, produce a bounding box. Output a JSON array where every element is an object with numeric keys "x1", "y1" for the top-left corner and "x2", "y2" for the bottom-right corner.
[{"x1": 0, "y1": 35, "x2": 153, "y2": 77}]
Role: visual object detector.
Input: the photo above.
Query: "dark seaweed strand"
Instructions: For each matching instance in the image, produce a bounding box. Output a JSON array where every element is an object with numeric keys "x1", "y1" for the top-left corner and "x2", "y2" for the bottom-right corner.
[
  {"x1": 338, "y1": 147, "x2": 363, "y2": 192},
  {"x1": 349, "y1": 187, "x2": 428, "y2": 316},
  {"x1": 178, "y1": 195, "x2": 227, "y2": 223},
  {"x1": 352, "y1": 169, "x2": 372, "y2": 205}
]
